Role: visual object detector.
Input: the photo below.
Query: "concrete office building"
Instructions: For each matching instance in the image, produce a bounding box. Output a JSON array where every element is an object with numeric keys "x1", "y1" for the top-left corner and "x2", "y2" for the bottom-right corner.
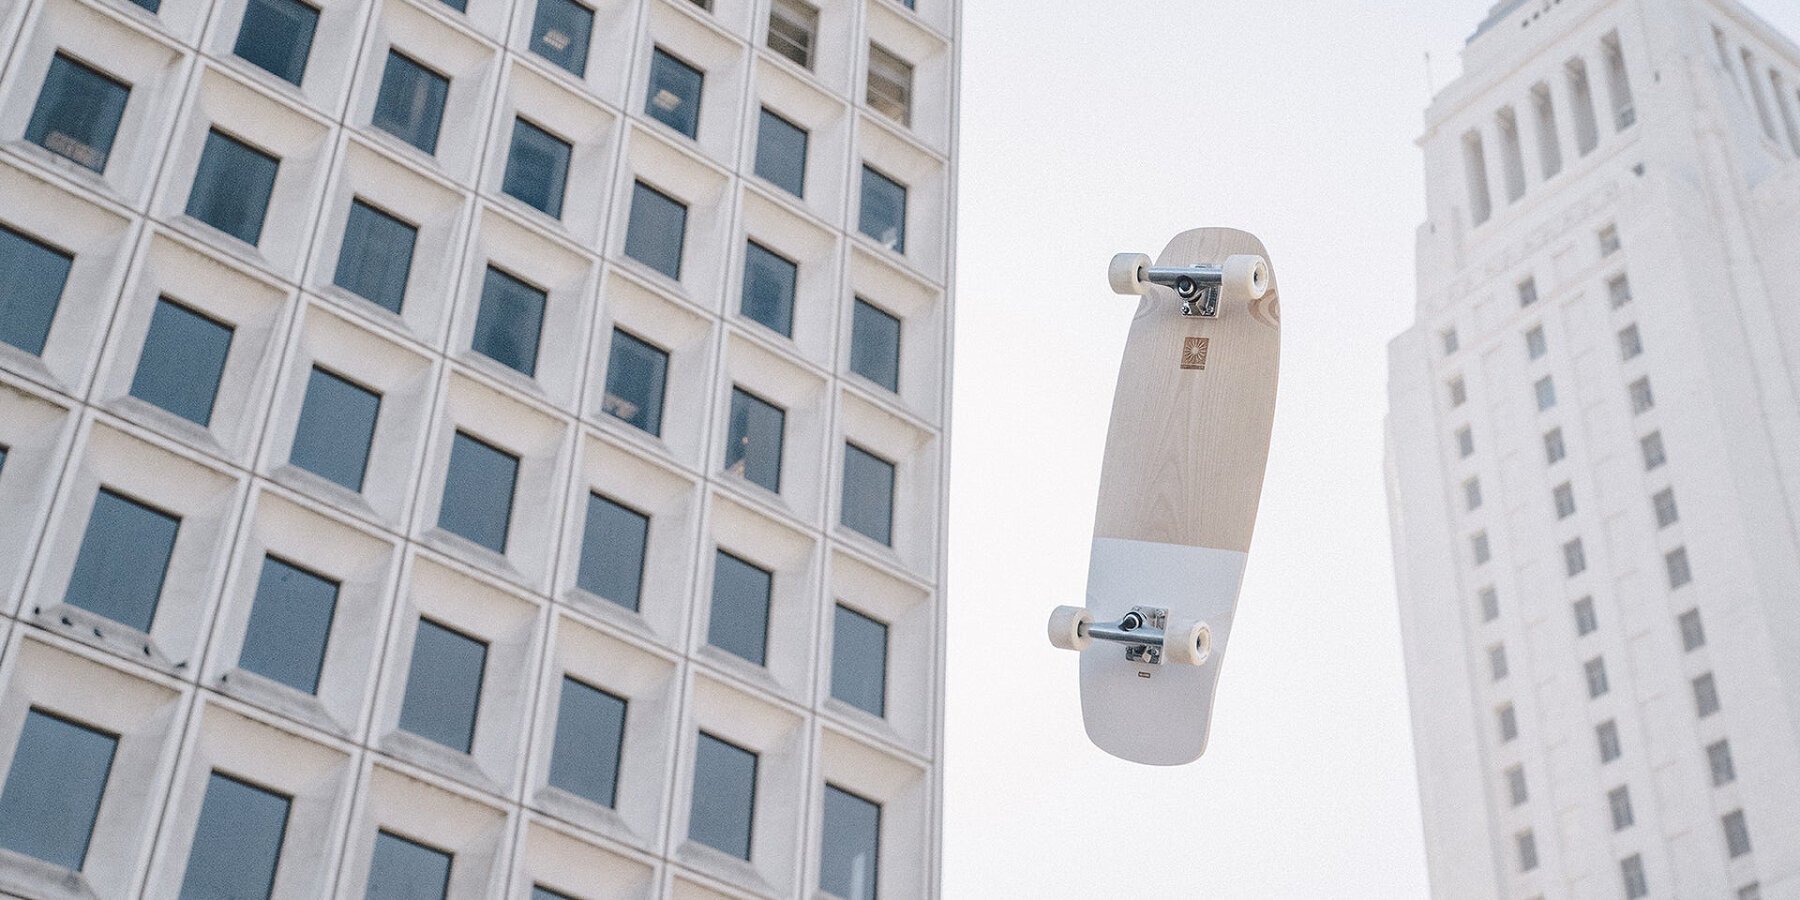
[
  {"x1": 0, "y1": 0, "x2": 957, "y2": 893},
  {"x1": 1386, "y1": 1, "x2": 1800, "y2": 898}
]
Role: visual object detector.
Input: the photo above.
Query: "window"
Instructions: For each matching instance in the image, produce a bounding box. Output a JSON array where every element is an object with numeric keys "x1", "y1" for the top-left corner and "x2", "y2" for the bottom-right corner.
[
  {"x1": 1534, "y1": 376, "x2": 1556, "y2": 411},
  {"x1": 439, "y1": 431, "x2": 518, "y2": 554},
  {"x1": 741, "y1": 241, "x2": 798, "y2": 337},
  {"x1": 1567, "y1": 56, "x2": 1600, "y2": 155},
  {"x1": 1585, "y1": 656, "x2": 1609, "y2": 698},
  {"x1": 178, "y1": 772, "x2": 291, "y2": 900},
  {"x1": 602, "y1": 329, "x2": 668, "y2": 436},
  {"x1": 65, "y1": 487, "x2": 180, "y2": 633},
  {"x1": 1722, "y1": 810, "x2": 1752, "y2": 858},
  {"x1": 576, "y1": 493, "x2": 649, "y2": 611},
  {"x1": 367, "y1": 831, "x2": 452, "y2": 900},
  {"x1": 1597, "y1": 720, "x2": 1621, "y2": 762},
  {"x1": 548, "y1": 676, "x2": 627, "y2": 808},
  {"x1": 1471, "y1": 531, "x2": 1490, "y2": 565},
  {"x1": 1573, "y1": 596, "x2": 1597, "y2": 636},
  {"x1": 0, "y1": 224, "x2": 74, "y2": 356},
  {"x1": 1504, "y1": 765, "x2": 1527, "y2": 805},
  {"x1": 866, "y1": 43, "x2": 912, "y2": 126},
  {"x1": 1708, "y1": 739, "x2": 1735, "y2": 786},
  {"x1": 1549, "y1": 483, "x2": 1576, "y2": 520},
  {"x1": 502, "y1": 118, "x2": 572, "y2": 219},
  {"x1": 186, "y1": 129, "x2": 279, "y2": 245},
  {"x1": 289, "y1": 366, "x2": 381, "y2": 492},
  {"x1": 690, "y1": 732, "x2": 757, "y2": 860},
  {"x1": 1628, "y1": 378, "x2": 1654, "y2": 414},
  {"x1": 1692, "y1": 672, "x2": 1720, "y2": 717},
  {"x1": 1497, "y1": 704, "x2": 1517, "y2": 742},
  {"x1": 821, "y1": 785, "x2": 881, "y2": 900},
  {"x1": 1516, "y1": 277, "x2": 1538, "y2": 307},
  {"x1": 1496, "y1": 106, "x2": 1525, "y2": 203},
  {"x1": 1447, "y1": 376, "x2": 1467, "y2": 408},
  {"x1": 534, "y1": 887, "x2": 576, "y2": 900},
  {"x1": 708, "y1": 550, "x2": 772, "y2": 666},
  {"x1": 1456, "y1": 426, "x2": 1474, "y2": 459},
  {"x1": 1608, "y1": 273, "x2": 1633, "y2": 308},
  {"x1": 832, "y1": 604, "x2": 888, "y2": 717},
  {"x1": 1516, "y1": 830, "x2": 1538, "y2": 872},
  {"x1": 1651, "y1": 488, "x2": 1678, "y2": 528},
  {"x1": 1637, "y1": 432, "x2": 1666, "y2": 471},
  {"x1": 767, "y1": 0, "x2": 817, "y2": 69},
  {"x1": 1524, "y1": 325, "x2": 1546, "y2": 360},
  {"x1": 471, "y1": 266, "x2": 547, "y2": 377},
  {"x1": 1599, "y1": 224, "x2": 1620, "y2": 256},
  {"x1": 438, "y1": 0, "x2": 466, "y2": 13},
  {"x1": 1621, "y1": 854, "x2": 1648, "y2": 899},
  {"x1": 399, "y1": 618, "x2": 487, "y2": 753},
  {"x1": 0, "y1": 709, "x2": 116, "y2": 871},
  {"x1": 233, "y1": 0, "x2": 318, "y2": 85},
  {"x1": 1678, "y1": 609, "x2": 1705, "y2": 652},
  {"x1": 842, "y1": 443, "x2": 896, "y2": 545},
  {"x1": 1563, "y1": 538, "x2": 1586, "y2": 577},
  {"x1": 859, "y1": 166, "x2": 909, "y2": 255},
  {"x1": 754, "y1": 108, "x2": 809, "y2": 197},
  {"x1": 1666, "y1": 546, "x2": 1692, "y2": 588},
  {"x1": 371, "y1": 51, "x2": 449, "y2": 155},
  {"x1": 529, "y1": 0, "x2": 593, "y2": 77},
  {"x1": 131, "y1": 296, "x2": 234, "y2": 426},
  {"x1": 624, "y1": 181, "x2": 687, "y2": 280},
  {"x1": 1440, "y1": 328, "x2": 1459, "y2": 355},
  {"x1": 1487, "y1": 644, "x2": 1508, "y2": 681},
  {"x1": 1607, "y1": 785, "x2": 1634, "y2": 830},
  {"x1": 0, "y1": 445, "x2": 7, "y2": 474},
  {"x1": 334, "y1": 199, "x2": 417, "y2": 313},
  {"x1": 1464, "y1": 130, "x2": 1492, "y2": 226},
  {"x1": 1478, "y1": 587, "x2": 1499, "y2": 623},
  {"x1": 238, "y1": 555, "x2": 339, "y2": 694},
  {"x1": 1543, "y1": 428, "x2": 1565, "y2": 464},
  {"x1": 1617, "y1": 324, "x2": 1642, "y2": 360},
  {"x1": 725, "y1": 387, "x2": 784, "y2": 493},
  {"x1": 645, "y1": 48, "x2": 703, "y2": 138},
  {"x1": 1602, "y1": 33, "x2": 1637, "y2": 130},
  {"x1": 1462, "y1": 477, "x2": 1482, "y2": 511},
  {"x1": 26, "y1": 54, "x2": 130, "y2": 172},
  {"x1": 850, "y1": 298, "x2": 902, "y2": 392}
]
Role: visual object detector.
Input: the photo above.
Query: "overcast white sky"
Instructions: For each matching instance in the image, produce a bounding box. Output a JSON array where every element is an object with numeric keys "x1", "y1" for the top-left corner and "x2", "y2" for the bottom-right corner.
[{"x1": 941, "y1": 1, "x2": 1800, "y2": 897}]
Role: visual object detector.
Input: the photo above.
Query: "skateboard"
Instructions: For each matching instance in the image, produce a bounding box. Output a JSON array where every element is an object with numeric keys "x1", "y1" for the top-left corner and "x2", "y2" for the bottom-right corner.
[{"x1": 1046, "y1": 228, "x2": 1279, "y2": 766}]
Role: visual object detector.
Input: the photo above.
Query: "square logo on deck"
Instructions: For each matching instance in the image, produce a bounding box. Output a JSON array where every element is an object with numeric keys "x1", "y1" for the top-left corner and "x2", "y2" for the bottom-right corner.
[{"x1": 1181, "y1": 337, "x2": 1209, "y2": 370}]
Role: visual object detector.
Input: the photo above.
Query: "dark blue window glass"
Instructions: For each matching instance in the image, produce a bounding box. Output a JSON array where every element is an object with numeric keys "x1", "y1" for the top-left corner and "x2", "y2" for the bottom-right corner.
[
  {"x1": 0, "y1": 445, "x2": 8, "y2": 474},
  {"x1": 0, "y1": 710, "x2": 116, "y2": 871},
  {"x1": 187, "y1": 129, "x2": 280, "y2": 245},
  {"x1": 858, "y1": 166, "x2": 906, "y2": 253},
  {"x1": 725, "y1": 387, "x2": 784, "y2": 493},
  {"x1": 548, "y1": 676, "x2": 627, "y2": 808},
  {"x1": 472, "y1": 267, "x2": 547, "y2": 377},
  {"x1": 0, "y1": 224, "x2": 74, "y2": 356},
  {"x1": 849, "y1": 298, "x2": 901, "y2": 392},
  {"x1": 334, "y1": 200, "x2": 417, "y2": 313},
  {"x1": 624, "y1": 181, "x2": 687, "y2": 280},
  {"x1": 178, "y1": 772, "x2": 291, "y2": 900},
  {"x1": 132, "y1": 0, "x2": 160, "y2": 11},
  {"x1": 502, "y1": 118, "x2": 571, "y2": 219},
  {"x1": 841, "y1": 443, "x2": 895, "y2": 545},
  {"x1": 372, "y1": 51, "x2": 449, "y2": 155},
  {"x1": 708, "y1": 550, "x2": 771, "y2": 666},
  {"x1": 398, "y1": 618, "x2": 487, "y2": 754},
  {"x1": 367, "y1": 831, "x2": 452, "y2": 900},
  {"x1": 601, "y1": 329, "x2": 668, "y2": 436},
  {"x1": 820, "y1": 785, "x2": 880, "y2": 900},
  {"x1": 831, "y1": 604, "x2": 887, "y2": 717},
  {"x1": 130, "y1": 296, "x2": 234, "y2": 426},
  {"x1": 645, "y1": 48, "x2": 703, "y2": 139},
  {"x1": 530, "y1": 0, "x2": 593, "y2": 77},
  {"x1": 238, "y1": 555, "x2": 338, "y2": 695},
  {"x1": 439, "y1": 431, "x2": 518, "y2": 553},
  {"x1": 64, "y1": 487, "x2": 180, "y2": 633},
  {"x1": 25, "y1": 54, "x2": 130, "y2": 173},
  {"x1": 436, "y1": 0, "x2": 465, "y2": 13},
  {"x1": 233, "y1": 0, "x2": 318, "y2": 86},
  {"x1": 741, "y1": 241, "x2": 797, "y2": 337},
  {"x1": 289, "y1": 367, "x2": 381, "y2": 491},
  {"x1": 577, "y1": 493, "x2": 649, "y2": 611},
  {"x1": 532, "y1": 888, "x2": 575, "y2": 900},
  {"x1": 754, "y1": 108, "x2": 807, "y2": 197},
  {"x1": 689, "y1": 732, "x2": 756, "y2": 860}
]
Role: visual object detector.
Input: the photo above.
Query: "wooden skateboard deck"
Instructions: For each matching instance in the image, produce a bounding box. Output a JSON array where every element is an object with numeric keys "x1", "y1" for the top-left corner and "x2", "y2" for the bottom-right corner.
[{"x1": 1069, "y1": 227, "x2": 1280, "y2": 766}]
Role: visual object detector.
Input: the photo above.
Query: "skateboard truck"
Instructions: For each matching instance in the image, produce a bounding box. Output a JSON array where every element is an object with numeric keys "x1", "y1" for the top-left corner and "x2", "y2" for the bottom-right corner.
[
  {"x1": 1047, "y1": 604, "x2": 1212, "y2": 666},
  {"x1": 1107, "y1": 253, "x2": 1270, "y2": 318}
]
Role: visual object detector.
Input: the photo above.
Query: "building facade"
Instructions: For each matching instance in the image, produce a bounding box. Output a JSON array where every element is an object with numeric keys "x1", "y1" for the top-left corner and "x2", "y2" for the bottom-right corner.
[
  {"x1": 1387, "y1": 0, "x2": 1800, "y2": 898},
  {"x1": 0, "y1": 0, "x2": 957, "y2": 893}
]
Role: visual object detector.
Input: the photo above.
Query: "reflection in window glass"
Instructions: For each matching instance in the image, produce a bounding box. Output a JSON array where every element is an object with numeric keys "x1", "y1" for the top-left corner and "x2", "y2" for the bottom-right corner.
[
  {"x1": 850, "y1": 298, "x2": 901, "y2": 392},
  {"x1": 0, "y1": 224, "x2": 75, "y2": 356},
  {"x1": 335, "y1": 199, "x2": 417, "y2": 313},
  {"x1": 238, "y1": 555, "x2": 339, "y2": 695},
  {"x1": 372, "y1": 51, "x2": 449, "y2": 155},
  {"x1": 624, "y1": 181, "x2": 687, "y2": 280},
  {"x1": 577, "y1": 493, "x2": 649, "y2": 611},
  {"x1": 754, "y1": 107, "x2": 808, "y2": 197},
  {"x1": 178, "y1": 772, "x2": 292, "y2": 900},
  {"x1": 842, "y1": 443, "x2": 896, "y2": 545},
  {"x1": 65, "y1": 487, "x2": 180, "y2": 633},
  {"x1": 548, "y1": 676, "x2": 627, "y2": 808},
  {"x1": 821, "y1": 784, "x2": 880, "y2": 900},
  {"x1": 233, "y1": 0, "x2": 319, "y2": 86},
  {"x1": 690, "y1": 732, "x2": 757, "y2": 860},
  {"x1": 398, "y1": 618, "x2": 488, "y2": 753},
  {"x1": 131, "y1": 296, "x2": 234, "y2": 426},
  {"x1": 530, "y1": 0, "x2": 593, "y2": 77},
  {"x1": 290, "y1": 367, "x2": 381, "y2": 491},
  {"x1": 0, "y1": 709, "x2": 116, "y2": 871},
  {"x1": 502, "y1": 118, "x2": 572, "y2": 219},
  {"x1": 367, "y1": 831, "x2": 452, "y2": 900},
  {"x1": 25, "y1": 54, "x2": 131, "y2": 173},
  {"x1": 645, "y1": 48, "x2": 704, "y2": 139},
  {"x1": 472, "y1": 266, "x2": 547, "y2": 377},
  {"x1": 186, "y1": 129, "x2": 280, "y2": 245},
  {"x1": 742, "y1": 240, "x2": 798, "y2": 337},
  {"x1": 725, "y1": 387, "x2": 784, "y2": 493},
  {"x1": 602, "y1": 329, "x2": 668, "y2": 436},
  {"x1": 708, "y1": 550, "x2": 771, "y2": 666},
  {"x1": 859, "y1": 165, "x2": 907, "y2": 253},
  {"x1": 439, "y1": 431, "x2": 518, "y2": 553},
  {"x1": 831, "y1": 604, "x2": 888, "y2": 717}
]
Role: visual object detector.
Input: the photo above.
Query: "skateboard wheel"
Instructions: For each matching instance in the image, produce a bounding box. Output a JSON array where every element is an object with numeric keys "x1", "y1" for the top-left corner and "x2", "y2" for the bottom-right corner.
[
  {"x1": 1163, "y1": 617, "x2": 1212, "y2": 666},
  {"x1": 1047, "y1": 605, "x2": 1093, "y2": 652},
  {"x1": 1223, "y1": 254, "x2": 1270, "y2": 300},
  {"x1": 1108, "y1": 253, "x2": 1152, "y2": 296}
]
